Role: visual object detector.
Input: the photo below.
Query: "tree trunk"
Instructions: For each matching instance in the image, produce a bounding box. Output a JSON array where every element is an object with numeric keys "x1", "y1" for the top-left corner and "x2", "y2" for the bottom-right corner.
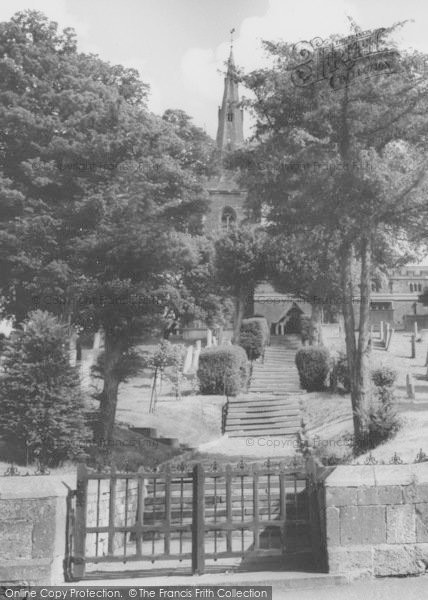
[
  {"x1": 354, "y1": 235, "x2": 373, "y2": 439},
  {"x1": 96, "y1": 333, "x2": 124, "y2": 445},
  {"x1": 309, "y1": 303, "x2": 323, "y2": 345},
  {"x1": 232, "y1": 289, "x2": 247, "y2": 344},
  {"x1": 340, "y1": 243, "x2": 361, "y2": 438}
]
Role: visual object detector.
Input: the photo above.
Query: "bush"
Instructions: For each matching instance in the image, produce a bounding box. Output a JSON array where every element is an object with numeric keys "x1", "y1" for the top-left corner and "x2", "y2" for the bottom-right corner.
[
  {"x1": 371, "y1": 366, "x2": 397, "y2": 388},
  {"x1": 354, "y1": 368, "x2": 400, "y2": 454},
  {"x1": 0, "y1": 311, "x2": 90, "y2": 467},
  {"x1": 330, "y1": 351, "x2": 351, "y2": 392},
  {"x1": 295, "y1": 346, "x2": 331, "y2": 391},
  {"x1": 300, "y1": 316, "x2": 311, "y2": 344},
  {"x1": 197, "y1": 345, "x2": 248, "y2": 396},
  {"x1": 240, "y1": 317, "x2": 269, "y2": 360}
]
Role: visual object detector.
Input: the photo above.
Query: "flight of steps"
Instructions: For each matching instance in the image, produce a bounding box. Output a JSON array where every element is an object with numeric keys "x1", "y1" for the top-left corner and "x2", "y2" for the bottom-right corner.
[{"x1": 224, "y1": 335, "x2": 303, "y2": 438}]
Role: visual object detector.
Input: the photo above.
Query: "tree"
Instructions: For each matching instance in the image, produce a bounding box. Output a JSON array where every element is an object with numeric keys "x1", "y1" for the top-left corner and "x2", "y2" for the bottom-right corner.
[
  {"x1": 214, "y1": 225, "x2": 267, "y2": 343},
  {"x1": 263, "y1": 230, "x2": 343, "y2": 345},
  {"x1": 0, "y1": 310, "x2": 89, "y2": 466},
  {"x1": 234, "y1": 26, "x2": 428, "y2": 440},
  {"x1": 0, "y1": 11, "x2": 218, "y2": 445}
]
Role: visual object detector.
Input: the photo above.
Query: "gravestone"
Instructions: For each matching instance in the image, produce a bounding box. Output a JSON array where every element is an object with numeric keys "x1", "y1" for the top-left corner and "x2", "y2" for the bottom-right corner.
[{"x1": 406, "y1": 373, "x2": 415, "y2": 400}]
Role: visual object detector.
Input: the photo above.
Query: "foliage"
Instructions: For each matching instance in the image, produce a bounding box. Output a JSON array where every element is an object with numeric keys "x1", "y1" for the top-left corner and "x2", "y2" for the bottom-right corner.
[
  {"x1": 214, "y1": 225, "x2": 267, "y2": 342},
  {"x1": 354, "y1": 367, "x2": 401, "y2": 454},
  {"x1": 0, "y1": 310, "x2": 89, "y2": 466},
  {"x1": 197, "y1": 345, "x2": 248, "y2": 396},
  {"x1": 239, "y1": 317, "x2": 269, "y2": 361},
  {"x1": 232, "y1": 25, "x2": 428, "y2": 439},
  {"x1": 330, "y1": 351, "x2": 351, "y2": 393},
  {"x1": 371, "y1": 366, "x2": 397, "y2": 388},
  {"x1": 300, "y1": 316, "x2": 311, "y2": 344},
  {"x1": 145, "y1": 340, "x2": 187, "y2": 399},
  {"x1": 0, "y1": 11, "x2": 220, "y2": 443},
  {"x1": 295, "y1": 346, "x2": 331, "y2": 391},
  {"x1": 239, "y1": 320, "x2": 264, "y2": 361}
]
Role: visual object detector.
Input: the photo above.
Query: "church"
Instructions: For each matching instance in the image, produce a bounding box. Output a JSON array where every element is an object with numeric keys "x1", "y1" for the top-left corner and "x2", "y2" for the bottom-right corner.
[
  {"x1": 200, "y1": 44, "x2": 313, "y2": 337},
  {"x1": 195, "y1": 44, "x2": 428, "y2": 338}
]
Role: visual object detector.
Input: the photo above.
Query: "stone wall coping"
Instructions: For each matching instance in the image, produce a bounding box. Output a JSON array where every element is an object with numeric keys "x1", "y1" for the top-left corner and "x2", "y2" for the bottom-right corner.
[
  {"x1": 0, "y1": 476, "x2": 69, "y2": 499},
  {"x1": 325, "y1": 463, "x2": 428, "y2": 487}
]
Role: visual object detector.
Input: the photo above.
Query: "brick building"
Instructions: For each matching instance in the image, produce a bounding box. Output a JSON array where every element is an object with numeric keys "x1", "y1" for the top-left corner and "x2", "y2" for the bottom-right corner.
[{"x1": 369, "y1": 265, "x2": 428, "y2": 330}]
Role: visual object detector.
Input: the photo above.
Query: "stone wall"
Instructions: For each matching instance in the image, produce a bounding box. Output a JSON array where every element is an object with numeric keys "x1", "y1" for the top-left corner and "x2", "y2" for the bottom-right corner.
[
  {"x1": 323, "y1": 464, "x2": 428, "y2": 577},
  {"x1": 86, "y1": 478, "x2": 139, "y2": 557},
  {"x1": 0, "y1": 476, "x2": 68, "y2": 585}
]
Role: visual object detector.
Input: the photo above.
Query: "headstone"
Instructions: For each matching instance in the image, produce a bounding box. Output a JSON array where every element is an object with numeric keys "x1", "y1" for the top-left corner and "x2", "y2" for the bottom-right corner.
[
  {"x1": 183, "y1": 346, "x2": 193, "y2": 374},
  {"x1": 93, "y1": 330, "x2": 101, "y2": 351},
  {"x1": 212, "y1": 336, "x2": 217, "y2": 346},
  {"x1": 206, "y1": 329, "x2": 212, "y2": 348},
  {"x1": 380, "y1": 320, "x2": 384, "y2": 342},
  {"x1": 191, "y1": 340, "x2": 201, "y2": 372},
  {"x1": 386, "y1": 327, "x2": 394, "y2": 351},
  {"x1": 411, "y1": 334, "x2": 416, "y2": 359},
  {"x1": 69, "y1": 334, "x2": 77, "y2": 367},
  {"x1": 384, "y1": 323, "x2": 390, "y2": 346},
  {"x1": 414, "y1": 321, "x2": 419, "y2": 339},
  {"x1": 406, "y1": 373, "x2": 415, "y2": 400}
]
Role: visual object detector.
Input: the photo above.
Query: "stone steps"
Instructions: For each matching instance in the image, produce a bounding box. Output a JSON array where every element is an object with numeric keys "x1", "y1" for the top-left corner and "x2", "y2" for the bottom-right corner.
[{"x1": 223, "y1": 335, "x2": 302, "y2": 438}]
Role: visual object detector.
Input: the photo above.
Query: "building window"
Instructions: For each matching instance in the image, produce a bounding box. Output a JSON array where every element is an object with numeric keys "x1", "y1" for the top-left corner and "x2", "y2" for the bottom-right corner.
[
  {"x1": 227, "y1": 112, "x2": 233, "y2": 122},
  {"x1": 418, "y1": 283, "x2": 422, "y2": 292},
  {"x1": 221, "y1": 206, "x2": 237, "y2": 230},
  {"x1": 410, "y1": 283, "x2": 414, "y2": 292}
]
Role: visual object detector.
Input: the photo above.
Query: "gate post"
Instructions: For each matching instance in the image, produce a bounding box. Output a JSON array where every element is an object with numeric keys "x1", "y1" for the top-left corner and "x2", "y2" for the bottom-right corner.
[
  {"x1": 192, "y1": 463, "x2": 205, "y2": 574},
  {"x1": 73, "y1": 463, "x2": 88, "y2": 579}
]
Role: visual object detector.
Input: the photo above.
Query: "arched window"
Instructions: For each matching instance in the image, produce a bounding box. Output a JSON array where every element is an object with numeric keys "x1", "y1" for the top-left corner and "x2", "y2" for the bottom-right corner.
[
  {"x1": 221, "y1": 206, "x2": 237, "y2": 230},
  {"x1": 227, "y1": 112, "x2": 234, "y2": 122},
  {"x1": 410, "y1": 283, "x2": 414, "y2": 292}
]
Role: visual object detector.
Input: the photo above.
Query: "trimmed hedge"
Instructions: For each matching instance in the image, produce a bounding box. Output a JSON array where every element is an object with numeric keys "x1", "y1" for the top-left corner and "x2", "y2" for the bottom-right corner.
[
  {"x1": 240, "y1": 317, "x2": 269, "y2": 360},
  {"x1": 197, "y1": 345, "x2": 248, "y2": 396},
  {"x1": 295, "y1": 346, "x2": 331, "y2": 391}
]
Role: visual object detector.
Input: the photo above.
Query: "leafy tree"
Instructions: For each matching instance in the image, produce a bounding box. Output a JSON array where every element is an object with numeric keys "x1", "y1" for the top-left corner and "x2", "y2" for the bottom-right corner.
[
  {"x1": 234, "y1": 26, "x2": 428, "y2": 439},
  {"x1": 263, "y1": 230, "x2": 342, "y2": 344},
  {"x1": 0, "y1": 310, "x2": 89, "y2": 466},
  {"x1": 214, "y1": 225, "x2": 267, "y2": 343},
  {"x1": 0, "y1": 11, "x2": 217, "y2": 444}
]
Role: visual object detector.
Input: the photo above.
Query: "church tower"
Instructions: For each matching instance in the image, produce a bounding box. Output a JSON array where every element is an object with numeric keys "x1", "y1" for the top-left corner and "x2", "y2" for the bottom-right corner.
[
  {"x1": 204, "y1": 34, "x2": 246, "y2": 231},
  {"x1": 216, "y1": 45, "x2": 244, "y2": 152}
]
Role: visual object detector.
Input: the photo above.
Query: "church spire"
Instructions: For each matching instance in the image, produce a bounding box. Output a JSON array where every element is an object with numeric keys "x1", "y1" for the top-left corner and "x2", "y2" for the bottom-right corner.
[{"x1": 216, "y1": 30, "x2": 244, "y2": 152}]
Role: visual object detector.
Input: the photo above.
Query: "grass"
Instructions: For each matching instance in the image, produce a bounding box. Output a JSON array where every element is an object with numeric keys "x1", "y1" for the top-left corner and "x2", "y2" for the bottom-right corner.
[{"x1": 301, "y1": 324, "x2": 428, "y2": 463}]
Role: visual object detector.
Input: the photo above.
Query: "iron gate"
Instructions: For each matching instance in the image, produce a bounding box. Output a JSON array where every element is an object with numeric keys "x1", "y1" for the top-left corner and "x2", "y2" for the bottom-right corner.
[{"x1": 65, "y1": 460, "x2": 312, "y2": 580}]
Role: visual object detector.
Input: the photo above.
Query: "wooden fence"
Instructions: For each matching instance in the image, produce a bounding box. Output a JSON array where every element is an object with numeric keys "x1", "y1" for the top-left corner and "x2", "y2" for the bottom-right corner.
[{"x1": 65, "y1": 460, "x2": 311, "y2": 580}]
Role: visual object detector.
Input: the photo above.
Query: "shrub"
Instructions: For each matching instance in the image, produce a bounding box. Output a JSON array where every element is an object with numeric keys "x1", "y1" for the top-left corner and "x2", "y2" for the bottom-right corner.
[
  {"x1": 354, "y1": 369, "x2": 401, "y2": 454},
  {"x1": 330, "y1": 351, "x2": 351, "y2": 392},
  {"x1": 197, "y1": 345, "x2": 248, "y2": 396},
  {"x1": 295, "y1": 346, "x2": 331, "y2": 391},
  {"x1": 371, "y1": 366, "x2": 397, "y2": 388},
  {"x1": 243, "y1": 317, "x2": 269, "y2": 342},
  {"x1": 300, "y1": 316, "x2": 311, "y2": 344},
  {"x1": 240, "y1": 317, "x2": 269, "y2": 360},
  {"x1": 0, "y1": 311, "x2": 90, "y2": 467}
]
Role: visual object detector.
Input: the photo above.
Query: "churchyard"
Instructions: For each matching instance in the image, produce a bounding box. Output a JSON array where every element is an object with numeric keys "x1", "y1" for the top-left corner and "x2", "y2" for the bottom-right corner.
[{"x1": 1, "y1": 7, "x2": 428, "y2": 588}]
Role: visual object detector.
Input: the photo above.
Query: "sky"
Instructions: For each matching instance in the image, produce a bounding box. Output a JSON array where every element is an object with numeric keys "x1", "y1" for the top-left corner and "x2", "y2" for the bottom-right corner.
[{"x1": 1, "y1": 0, "x2": 428, "y2": 138}]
